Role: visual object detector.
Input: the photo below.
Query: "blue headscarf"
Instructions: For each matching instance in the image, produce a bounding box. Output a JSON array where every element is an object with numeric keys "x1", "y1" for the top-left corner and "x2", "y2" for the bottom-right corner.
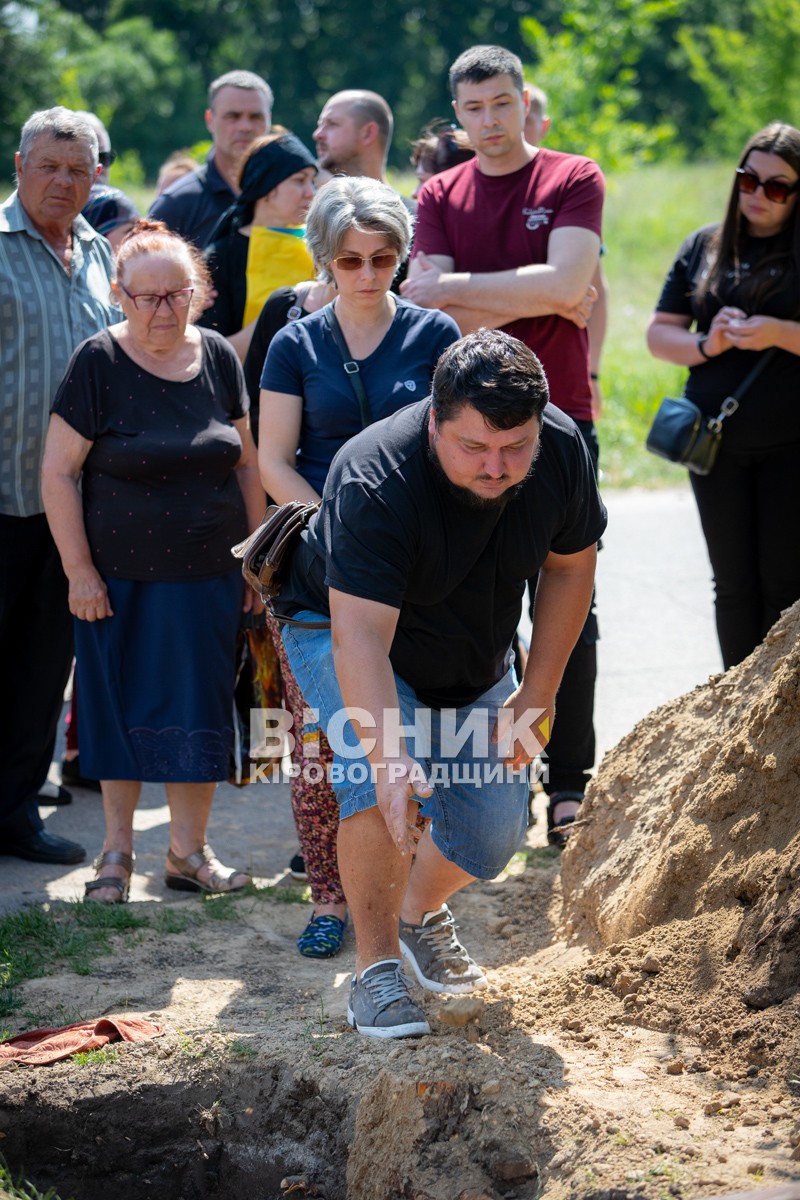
[{"x1": 208, "y1": 133, "x2": 317, "y2": 245}]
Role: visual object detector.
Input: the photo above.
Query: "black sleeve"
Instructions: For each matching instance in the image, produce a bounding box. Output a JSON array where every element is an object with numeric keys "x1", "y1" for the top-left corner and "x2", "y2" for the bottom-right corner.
[
  {"x1": 199, "y1": 235, "x2": 246, "y2": 335},
  {"x1": 242, "y1": 286, "x2": 298, "y2": 437},
  {"x1": 655, "y1": 225, "x2": 715, "y2": 319},
  {"x1": 323, "y1": 480, "x2": 419, "y2": 609},
  {"x1": 50, "y1": 336, "x2": 106, "y2": 439},
  {"x1": 548, "y1": 426, "x2": 608, "y2": 557},
  {"x1": 203, "y1": 331, "x2": 249, "y2": 420}
]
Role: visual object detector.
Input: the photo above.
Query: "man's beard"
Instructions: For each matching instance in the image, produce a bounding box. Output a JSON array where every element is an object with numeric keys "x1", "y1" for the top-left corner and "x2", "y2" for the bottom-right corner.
[
  {"x1": 319, "y1": 148, "x2": 360, "y2": 175},
  {"x1": 427, "y1": 439, "x2": 540, "y2": 510}
]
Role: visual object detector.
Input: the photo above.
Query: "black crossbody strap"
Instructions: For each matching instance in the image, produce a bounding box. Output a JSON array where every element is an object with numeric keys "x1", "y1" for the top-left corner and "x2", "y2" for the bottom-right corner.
[
  {"x1": 322, "y1": 302, "x2": 373, "y2": 428},
  {"x1": 709, "y1": 347, "x2": 778, "y2": 431}
]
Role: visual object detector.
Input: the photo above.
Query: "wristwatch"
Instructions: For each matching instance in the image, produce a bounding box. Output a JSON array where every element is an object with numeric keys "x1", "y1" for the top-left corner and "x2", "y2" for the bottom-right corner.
[{"x1": 697, "y1": 334, "x2": 712, "y2": 360}]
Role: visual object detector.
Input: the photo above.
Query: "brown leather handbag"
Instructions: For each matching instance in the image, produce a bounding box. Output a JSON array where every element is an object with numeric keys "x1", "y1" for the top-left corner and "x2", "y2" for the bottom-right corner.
[{"x1": 231, "y1": 501, "x2": 330, "y2": 628}]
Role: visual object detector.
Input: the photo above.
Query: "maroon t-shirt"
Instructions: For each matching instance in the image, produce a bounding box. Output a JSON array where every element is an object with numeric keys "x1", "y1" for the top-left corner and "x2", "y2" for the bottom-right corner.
[{"x1": 413, "y1": 149, "x2": 604, "y2": 420}]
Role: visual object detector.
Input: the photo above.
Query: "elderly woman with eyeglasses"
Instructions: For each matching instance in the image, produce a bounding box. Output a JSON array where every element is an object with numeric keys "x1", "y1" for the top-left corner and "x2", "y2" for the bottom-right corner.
[
  {"x1": 647, "y1": 122, "x2": 800, "y2": 671},
  {"x1": 41, "y1": 219, "x2": 265, "y2": 902},
  {"x1": 257, "y1": 176, "x2": 459, "y2": 959}
]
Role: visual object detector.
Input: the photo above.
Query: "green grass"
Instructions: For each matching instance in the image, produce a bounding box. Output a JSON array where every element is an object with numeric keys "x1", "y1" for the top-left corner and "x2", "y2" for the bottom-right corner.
[
  {"x1": 72, "y1": 1045, "x2": 119, "y2": 1067},
  {"x1": 0, "y1": 884, "x2": 306, "y2": 1024},
  {"x1": 0, "y1": 903, "x2": 148, "y2": 1019},
  {"x1": 0, "y1": 1156, "x2": 73, "y2": 1200},
  {"x1": 599, "y1": 160, "x2": 733, "y2": 486}
]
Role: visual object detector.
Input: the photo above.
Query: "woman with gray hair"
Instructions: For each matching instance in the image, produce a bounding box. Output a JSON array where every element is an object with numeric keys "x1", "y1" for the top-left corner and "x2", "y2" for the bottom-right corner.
[{"x1": 258, "y1": 175, "x2": 459, "y2": 958}]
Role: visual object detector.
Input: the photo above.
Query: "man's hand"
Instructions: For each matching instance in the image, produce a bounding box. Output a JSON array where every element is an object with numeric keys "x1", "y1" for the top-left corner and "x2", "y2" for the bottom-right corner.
[
  {"x1": 400, "y1": 252, "x2": 450, "y2": 309},
  {"x1": 68, "y1": 565, "x2": 113, "y2": 622},
  {"x1": 556, "y1": 283, "x2": 597, "y2": 329},
  {"x1": 374, "y1": 754, "x2": 433, "y2": 855},
  {"x1": 491, "y1": 689, "x2": 556, "y2": 769}
]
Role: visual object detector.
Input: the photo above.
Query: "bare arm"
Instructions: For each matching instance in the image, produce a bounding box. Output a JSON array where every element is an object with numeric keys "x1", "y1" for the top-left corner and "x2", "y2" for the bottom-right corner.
[
  {"x1": 228, "y1": 318, "x2": 257, "y2": 364},
  {"x1": 329, "y1": 589, "x2": 432, "y2": 854},
  {"x1": 258, "y1": 390, "x2": 321, "y2": 505},
  {"x1": 41, "y1": 414, "x2": 113, "y2": 622},
  {"x1": 401, "y1": 227, "x2": 601, "y2": 323},
  {"x1": 496, "y1": 544, "x2": 597, "y2": 767},
  {"x1": 588, "y1": 262, "x2": 608, "y2": 419},
  {"x1": 646, "y1": 307, "x2": 750, "y2": 366},
  {"x1": 232, "y1": 415, "x2": 266, "y2": 532},
  {"x1": 233, "y1": 414, "x2": 267, "y2": 614}
]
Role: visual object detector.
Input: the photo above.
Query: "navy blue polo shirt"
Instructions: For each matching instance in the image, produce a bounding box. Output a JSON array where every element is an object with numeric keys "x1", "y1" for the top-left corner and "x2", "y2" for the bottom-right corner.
[{"x1": 148, "y1": 151, "x2": 234, "y2": 250}]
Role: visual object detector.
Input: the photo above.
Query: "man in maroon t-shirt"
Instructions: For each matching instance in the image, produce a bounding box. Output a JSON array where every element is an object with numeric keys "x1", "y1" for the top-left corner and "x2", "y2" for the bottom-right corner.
[{"x1": 402, "y1": 44, "x2": 605, "y2": 845}]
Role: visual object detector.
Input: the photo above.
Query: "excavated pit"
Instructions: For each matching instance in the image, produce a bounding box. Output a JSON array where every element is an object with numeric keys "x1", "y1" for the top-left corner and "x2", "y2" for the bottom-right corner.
[{"x1": 2, "y1": 602, "x2": 800, "y2": 1200}]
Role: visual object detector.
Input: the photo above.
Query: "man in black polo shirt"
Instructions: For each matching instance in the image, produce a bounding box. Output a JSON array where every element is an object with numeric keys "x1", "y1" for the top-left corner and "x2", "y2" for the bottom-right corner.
[
  {"x1": 149, "y1": 69, "x2": 272, "y2": 249},
  {"x1": 278, "y1": 330, "x2": 606, "y2": 1039}
]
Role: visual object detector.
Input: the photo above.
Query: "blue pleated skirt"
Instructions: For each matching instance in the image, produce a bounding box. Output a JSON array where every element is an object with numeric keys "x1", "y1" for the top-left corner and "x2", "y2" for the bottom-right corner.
[{"x1": 75, "y1": 571, "x2": 242, "y2": 782}]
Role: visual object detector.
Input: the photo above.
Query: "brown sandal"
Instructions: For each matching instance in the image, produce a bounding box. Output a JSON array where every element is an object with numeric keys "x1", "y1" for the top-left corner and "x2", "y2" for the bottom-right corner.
[
  {"x1": 164, "y1": 844, "x2": 251, "y2": 894},
  {"x1": 84, "y1": 850, "x2": 135, "y2": 903}
]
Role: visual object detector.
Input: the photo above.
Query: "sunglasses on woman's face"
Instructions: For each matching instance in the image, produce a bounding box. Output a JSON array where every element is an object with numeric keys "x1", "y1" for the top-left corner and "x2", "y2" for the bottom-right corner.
[
  {"x1": 331, "y1": 253, "x2": 399, "y2": 271},
  {"x1": 736, "y1": 167, "x2": 799, "y2": 205}
]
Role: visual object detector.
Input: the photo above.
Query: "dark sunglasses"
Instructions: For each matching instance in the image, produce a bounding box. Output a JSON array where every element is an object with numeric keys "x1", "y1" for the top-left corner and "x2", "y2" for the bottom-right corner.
[
  {"x1": 331, "y1": 252, "x2": 399, "y2": 271},
  {"x1": 98, "y1": 149, "x2": 117, "y2": 169},
  {"x1": 735, "y1": 167, "x2": 799, "y2": 205}
]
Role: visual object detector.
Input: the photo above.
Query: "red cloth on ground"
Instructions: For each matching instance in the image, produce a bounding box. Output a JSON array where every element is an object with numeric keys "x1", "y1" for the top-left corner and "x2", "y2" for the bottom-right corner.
[{"x1": 0, "y1": 1016, "x2": 164, "y2": 1065}]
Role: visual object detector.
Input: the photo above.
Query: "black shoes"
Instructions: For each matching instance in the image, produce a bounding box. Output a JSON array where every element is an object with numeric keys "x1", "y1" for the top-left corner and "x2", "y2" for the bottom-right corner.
[
  {"x1": 37, "y1": 779, "x2": 73, "y2": 806},
  {"x1": 1, "y1": 829, "x2": 87, "y2": 864}
]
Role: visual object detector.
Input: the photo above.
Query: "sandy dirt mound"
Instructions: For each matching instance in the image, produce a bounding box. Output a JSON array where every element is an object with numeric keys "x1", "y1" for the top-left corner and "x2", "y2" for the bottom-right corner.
[{"x1": 562, "y1": 600, "x2": 800, "y2": 1014}]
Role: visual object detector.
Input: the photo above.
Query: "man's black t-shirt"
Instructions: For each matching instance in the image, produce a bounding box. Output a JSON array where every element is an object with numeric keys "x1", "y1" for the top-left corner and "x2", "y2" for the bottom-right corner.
[{"x1": 278, "y1": 399, "x2": 607, "y2": 708}]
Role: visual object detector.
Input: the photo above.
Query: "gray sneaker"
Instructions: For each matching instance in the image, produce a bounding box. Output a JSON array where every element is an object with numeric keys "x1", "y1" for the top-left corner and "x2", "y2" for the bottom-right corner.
[
  {"x1": 347, "y1": 959, "x2": 430, "y2": 1039},
  {"x1": 399, "y1": 904, "x2": 488, "y2": 994}
]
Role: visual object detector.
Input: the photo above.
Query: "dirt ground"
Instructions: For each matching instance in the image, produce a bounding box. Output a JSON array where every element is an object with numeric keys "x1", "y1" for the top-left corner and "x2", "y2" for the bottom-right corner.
[{"x1": 1, "y1": 606, "x2": 799, "y2": 1200}]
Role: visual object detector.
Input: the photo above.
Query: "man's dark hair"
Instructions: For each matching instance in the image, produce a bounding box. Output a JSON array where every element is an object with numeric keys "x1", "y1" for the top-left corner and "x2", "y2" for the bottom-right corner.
[
  {"x1": 431, "y1": 329, "x2": 548, "y2": 430},
  {"x1": 449, "y1": 45, "x2": 525, "y2": 99}
]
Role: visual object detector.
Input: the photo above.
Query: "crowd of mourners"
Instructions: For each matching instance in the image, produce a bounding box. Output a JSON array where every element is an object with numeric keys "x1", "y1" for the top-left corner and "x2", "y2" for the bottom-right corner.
[{"x1": 3, "y1": 44, "x2": 800, "y2": 1039}]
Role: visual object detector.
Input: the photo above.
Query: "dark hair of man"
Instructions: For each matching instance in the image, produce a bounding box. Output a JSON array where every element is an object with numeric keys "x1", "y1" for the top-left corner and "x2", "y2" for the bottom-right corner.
[
  {"x1": 431, "y1": 329, "x2": 549, "y2": 430},
  {"x1": 696, "y1": 121, "x2": 800, "y2": 315},
  {"x1": 448, "y1": 45, "x2": 525, "y2": 100}
]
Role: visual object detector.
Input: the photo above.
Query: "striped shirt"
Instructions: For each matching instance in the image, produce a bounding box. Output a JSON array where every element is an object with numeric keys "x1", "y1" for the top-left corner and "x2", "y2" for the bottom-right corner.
[{"x1": 0, "y1": 192, "x2": 118, "y2": 517}]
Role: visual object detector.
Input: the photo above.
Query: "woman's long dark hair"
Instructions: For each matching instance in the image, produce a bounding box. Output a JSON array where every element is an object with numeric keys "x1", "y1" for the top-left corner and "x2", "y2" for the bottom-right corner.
[{"x1": 697, "y1": 122, "x2": 800, "y2": 313}]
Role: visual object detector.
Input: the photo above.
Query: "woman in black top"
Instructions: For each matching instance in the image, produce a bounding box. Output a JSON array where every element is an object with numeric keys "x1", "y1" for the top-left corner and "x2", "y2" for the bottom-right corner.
[
  {"x1": 647, "y1": 122, "x2": 800, "y2": 669},
  {"x1": 42, "y1": 220, "x2": 264, "y2": 902}
]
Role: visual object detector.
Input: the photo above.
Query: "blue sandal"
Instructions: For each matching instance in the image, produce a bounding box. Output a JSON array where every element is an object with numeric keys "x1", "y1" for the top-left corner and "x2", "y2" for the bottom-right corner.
[{"x1": 297, "y1": 913, "x2": 348, "y2": 958}]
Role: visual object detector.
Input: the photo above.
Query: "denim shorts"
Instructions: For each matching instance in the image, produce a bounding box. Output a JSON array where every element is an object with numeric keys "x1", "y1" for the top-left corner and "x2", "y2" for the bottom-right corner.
[{"x1": 282, "y1": 613, "x2": 529, "y2": 879}]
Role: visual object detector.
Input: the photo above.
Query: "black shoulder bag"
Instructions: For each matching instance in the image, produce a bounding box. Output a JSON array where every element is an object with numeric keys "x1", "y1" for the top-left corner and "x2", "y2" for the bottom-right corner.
[{"x1": 645, "y1": 348, "x2": 777, "y2": 476}]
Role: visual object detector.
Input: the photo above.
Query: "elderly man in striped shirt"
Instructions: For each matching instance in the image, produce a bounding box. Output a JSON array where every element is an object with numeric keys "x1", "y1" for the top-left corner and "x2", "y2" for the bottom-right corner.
[{"x1": 0, "y1": 107, "x2": 118, "y2": 865}]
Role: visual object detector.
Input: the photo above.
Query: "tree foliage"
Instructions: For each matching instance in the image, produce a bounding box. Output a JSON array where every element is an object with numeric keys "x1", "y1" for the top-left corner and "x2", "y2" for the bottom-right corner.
[
  {"x1": 677, "y1": 0, "x2": 800, "y2": 156},
  {"x1": 1, "y1": 0, "x2": 796, "y2": 184}
]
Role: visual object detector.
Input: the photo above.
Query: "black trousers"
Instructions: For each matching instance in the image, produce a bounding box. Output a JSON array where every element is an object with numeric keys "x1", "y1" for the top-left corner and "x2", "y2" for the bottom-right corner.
[
  {"x1": 690, "y1": 443, "x2": 800, "y2": 670},
  {"x1": 0, "y1": 514, "x2": 74, "y2": 841},
  {"x1": 529, "y1": 419, "x2": 599, "y2": 796}
]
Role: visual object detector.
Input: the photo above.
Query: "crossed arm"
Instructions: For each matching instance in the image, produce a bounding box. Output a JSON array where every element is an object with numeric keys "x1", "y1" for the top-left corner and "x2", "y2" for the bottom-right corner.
[{"x1": 400, "y1": 226, "x2": 601, "y2": 334}]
